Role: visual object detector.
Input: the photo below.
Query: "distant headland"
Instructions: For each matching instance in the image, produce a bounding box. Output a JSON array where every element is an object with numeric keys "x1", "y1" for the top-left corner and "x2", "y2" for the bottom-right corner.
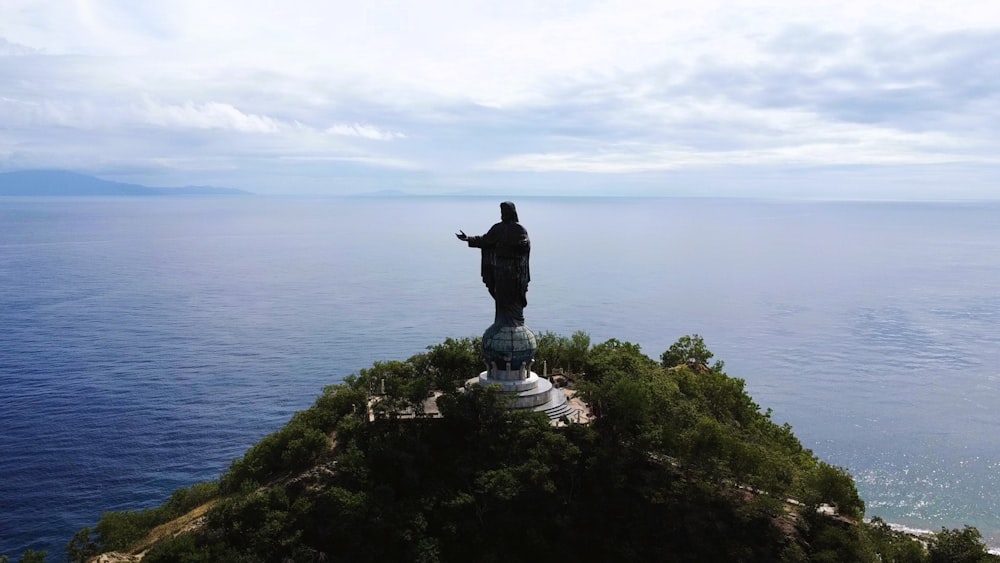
[{"x1": 0, "y1": 170, "x2": 251, "y2": 196}]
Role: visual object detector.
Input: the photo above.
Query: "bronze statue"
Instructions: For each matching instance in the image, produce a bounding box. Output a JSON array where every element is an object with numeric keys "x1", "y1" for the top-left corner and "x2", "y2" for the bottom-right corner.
[{"x1": 456, "y1": 201, "x2": 530, "y2": 326}]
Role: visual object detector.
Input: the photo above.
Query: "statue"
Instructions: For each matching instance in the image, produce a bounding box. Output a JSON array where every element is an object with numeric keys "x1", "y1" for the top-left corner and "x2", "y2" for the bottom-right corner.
[
  {"x1": 454, "y1": 202, "x2": 572, "y2": 419},
  {"x1": 456, "y1": 201, "x2": 530, "y2": 326}
]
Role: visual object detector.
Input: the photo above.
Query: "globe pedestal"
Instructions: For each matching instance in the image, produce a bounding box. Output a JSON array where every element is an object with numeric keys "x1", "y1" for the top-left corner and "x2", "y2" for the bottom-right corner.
[{"x1": 465, "y1": 322, "x2": 575, "y2": 420}]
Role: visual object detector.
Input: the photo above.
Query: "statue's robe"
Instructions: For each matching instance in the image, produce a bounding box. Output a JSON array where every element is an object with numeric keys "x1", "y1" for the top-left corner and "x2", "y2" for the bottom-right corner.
[{"x1": 466, "y1": 220, "x2": 530, "y2": 326}]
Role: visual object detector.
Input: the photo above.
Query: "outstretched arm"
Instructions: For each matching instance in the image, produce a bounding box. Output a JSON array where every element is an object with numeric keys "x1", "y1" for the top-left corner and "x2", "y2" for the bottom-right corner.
[{"x1": 455, "y1": 230, "x2": 468, "y2": 241}]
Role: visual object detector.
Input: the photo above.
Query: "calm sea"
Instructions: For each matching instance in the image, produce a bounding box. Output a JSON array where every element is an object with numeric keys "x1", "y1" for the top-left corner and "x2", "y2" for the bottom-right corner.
[{"x1": 2, "y1": 196, "x2": 999, "y2": 558}]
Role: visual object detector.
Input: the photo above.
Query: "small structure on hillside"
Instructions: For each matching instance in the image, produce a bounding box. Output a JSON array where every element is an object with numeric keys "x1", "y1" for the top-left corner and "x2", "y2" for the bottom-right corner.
[{"x1": 455, "y1": 202, "x2": 576, "y2": 420}]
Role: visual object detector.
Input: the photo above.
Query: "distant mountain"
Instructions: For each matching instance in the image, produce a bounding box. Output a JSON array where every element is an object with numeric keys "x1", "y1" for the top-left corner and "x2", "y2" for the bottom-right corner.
[{"x1": 0, "y1": 170, "x2": 251, "y2": 196}]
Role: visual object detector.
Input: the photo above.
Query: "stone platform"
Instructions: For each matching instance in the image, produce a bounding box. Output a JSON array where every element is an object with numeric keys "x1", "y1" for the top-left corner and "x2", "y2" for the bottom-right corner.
[{"x1": 465, "y1": 368, "x2": 577, "y2": 421}]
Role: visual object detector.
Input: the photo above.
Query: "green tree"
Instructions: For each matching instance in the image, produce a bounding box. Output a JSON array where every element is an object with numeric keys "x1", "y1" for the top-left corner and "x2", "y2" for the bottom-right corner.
[
  {"x1": 863, "y1": 517, "x2": 928, "y2": 563},
  {"x1": 583, "y1": 338, "x2": 659, "y2": 383},
  {"x1": 566, "y1": 330, "x2": 591, "y2": 372},
  {"x1": 535, "y1": 331, "x2": 591, "y2": 374},
  {"x1": 594, "y1": 375, "x2": 655, "y2": 447},
  {"x1": 142, "y1": 533, "x2": 216, "y2": 563},
  {"x1": 16, "y1": 551, "x2": 47, "y2": 563},
  {"x1": 94, "y1": 510, "x2": 150, "y2": 552},
  {"x1": 661, "y1": 334, "x2": 723, "y2": 372},
  {"x1": 66, "y1": 526, "x2": 99, "y2": 563},
  {"x1": 218, "y1": 385, "x2": 362, "y2": 493},
  {"x1": 928, "y1": 526, "x2": 993, "y2": 563},
  {"x1": 802, "y1": 462, "x2": 865, "y2": 520},
  {"x1": 534, "y1": 331, "x2": 566, "y2": 373},
  {"x1": 804, "y1": 518, "x2": 870, "y2": 563},
  {"x1": 357, "y1": 359, "x2": 438, "y2": 418},
  {"x1": 425, "y1": 337, "x2": 481, "y2": 389}
]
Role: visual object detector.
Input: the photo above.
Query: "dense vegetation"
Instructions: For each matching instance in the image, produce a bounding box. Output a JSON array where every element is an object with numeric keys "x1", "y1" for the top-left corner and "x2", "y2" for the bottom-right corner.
[{"x1": 6, "y1": 334, "x2": 993, "y2": 562}]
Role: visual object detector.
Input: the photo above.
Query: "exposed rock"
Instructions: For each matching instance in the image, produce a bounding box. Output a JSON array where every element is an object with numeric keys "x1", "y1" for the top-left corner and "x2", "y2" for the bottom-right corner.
[{"x1": 90, "y1": 552, "x2": 141, "y2": 563}]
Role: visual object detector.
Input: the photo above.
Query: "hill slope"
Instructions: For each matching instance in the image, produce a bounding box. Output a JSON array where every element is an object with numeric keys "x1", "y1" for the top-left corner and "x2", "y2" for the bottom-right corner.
[{"x1": 57, "y1": 334, "x2": 1000, "y2": 563}]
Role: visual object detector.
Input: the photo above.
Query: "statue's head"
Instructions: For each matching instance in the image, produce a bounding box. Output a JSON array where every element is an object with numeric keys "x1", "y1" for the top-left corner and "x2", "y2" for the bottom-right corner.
[{"x1": 500, "y1": 201, "x2": 518, "y2": 223}]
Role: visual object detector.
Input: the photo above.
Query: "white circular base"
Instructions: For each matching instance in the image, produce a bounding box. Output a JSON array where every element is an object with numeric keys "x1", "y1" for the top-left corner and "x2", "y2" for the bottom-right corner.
[{"x1": 467, "y1": 371, "x2": 570, "y2": 411}]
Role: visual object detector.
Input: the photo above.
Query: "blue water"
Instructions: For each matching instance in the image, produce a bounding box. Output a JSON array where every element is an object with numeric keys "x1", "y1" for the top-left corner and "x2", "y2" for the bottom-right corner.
[{"x1": 2, "y1": 196, "x2": 999, "y2": 558}]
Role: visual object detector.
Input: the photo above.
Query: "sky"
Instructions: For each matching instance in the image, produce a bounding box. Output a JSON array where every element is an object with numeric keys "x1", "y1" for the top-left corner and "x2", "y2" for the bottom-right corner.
[{"x1": 2, "y1": 0, "x2": 1000, "y2": 198}]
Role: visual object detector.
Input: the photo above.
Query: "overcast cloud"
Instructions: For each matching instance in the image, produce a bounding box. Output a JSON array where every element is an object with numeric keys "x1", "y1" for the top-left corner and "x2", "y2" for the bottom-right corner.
[{"x1": 2, "y1": 0, "x2": 1000, "y2": 197}]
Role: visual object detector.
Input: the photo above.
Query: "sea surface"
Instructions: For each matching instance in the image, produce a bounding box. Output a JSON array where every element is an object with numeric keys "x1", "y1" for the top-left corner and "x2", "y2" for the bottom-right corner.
[{"x1": 1, "y1": 196, "x2": 999, "y2": 558}]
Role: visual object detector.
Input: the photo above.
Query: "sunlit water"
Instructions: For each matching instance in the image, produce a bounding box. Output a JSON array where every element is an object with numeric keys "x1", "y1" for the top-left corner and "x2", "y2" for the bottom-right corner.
[{"x1": 2, "y1": 196, "x2": 999, "y2": 558}]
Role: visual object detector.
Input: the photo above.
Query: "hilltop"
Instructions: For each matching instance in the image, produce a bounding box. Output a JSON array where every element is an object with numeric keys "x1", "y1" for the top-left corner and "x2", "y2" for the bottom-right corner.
[
  {"x1": 8, "y1": 334, "x2": 994, "y2": 563},
  {"x1": 0, "y1": 170, "x2": 250, "y2": 196}
]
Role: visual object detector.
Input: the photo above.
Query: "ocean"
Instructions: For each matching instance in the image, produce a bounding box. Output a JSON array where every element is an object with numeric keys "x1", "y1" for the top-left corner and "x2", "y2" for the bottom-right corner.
[{"x1": 1, "y1": 196, "x2": 998, "y2": 558}]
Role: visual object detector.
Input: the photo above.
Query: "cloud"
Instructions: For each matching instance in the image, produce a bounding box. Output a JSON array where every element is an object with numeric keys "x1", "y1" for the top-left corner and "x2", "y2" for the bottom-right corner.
[
  {"x1": 136, "y1": 98, "x2": 283, "y2": 133},
  {"x1": 0, "y1": 94, "x2": 287, "y2": 134},
  {"x1": 279, "y1": 154, "x2": 419, "y2": 169},
  {"x1": 3, "y1": 1, "x2": 1000, "y2": 196},
  {"x1": 325, "y1": 123, "x2": 406, "y2": 141},
  {"x1": 489, "y1": 136, "x2": 994, "y2": 174},
  {"x1": 476, "y1": 23, "x2": 1000, "y2": 179}
]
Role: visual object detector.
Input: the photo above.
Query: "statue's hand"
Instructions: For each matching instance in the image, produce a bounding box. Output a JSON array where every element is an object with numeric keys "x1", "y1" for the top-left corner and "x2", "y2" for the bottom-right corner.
[{"x1": 455, "y1": 230, "x2": 468, "y2": 241}]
